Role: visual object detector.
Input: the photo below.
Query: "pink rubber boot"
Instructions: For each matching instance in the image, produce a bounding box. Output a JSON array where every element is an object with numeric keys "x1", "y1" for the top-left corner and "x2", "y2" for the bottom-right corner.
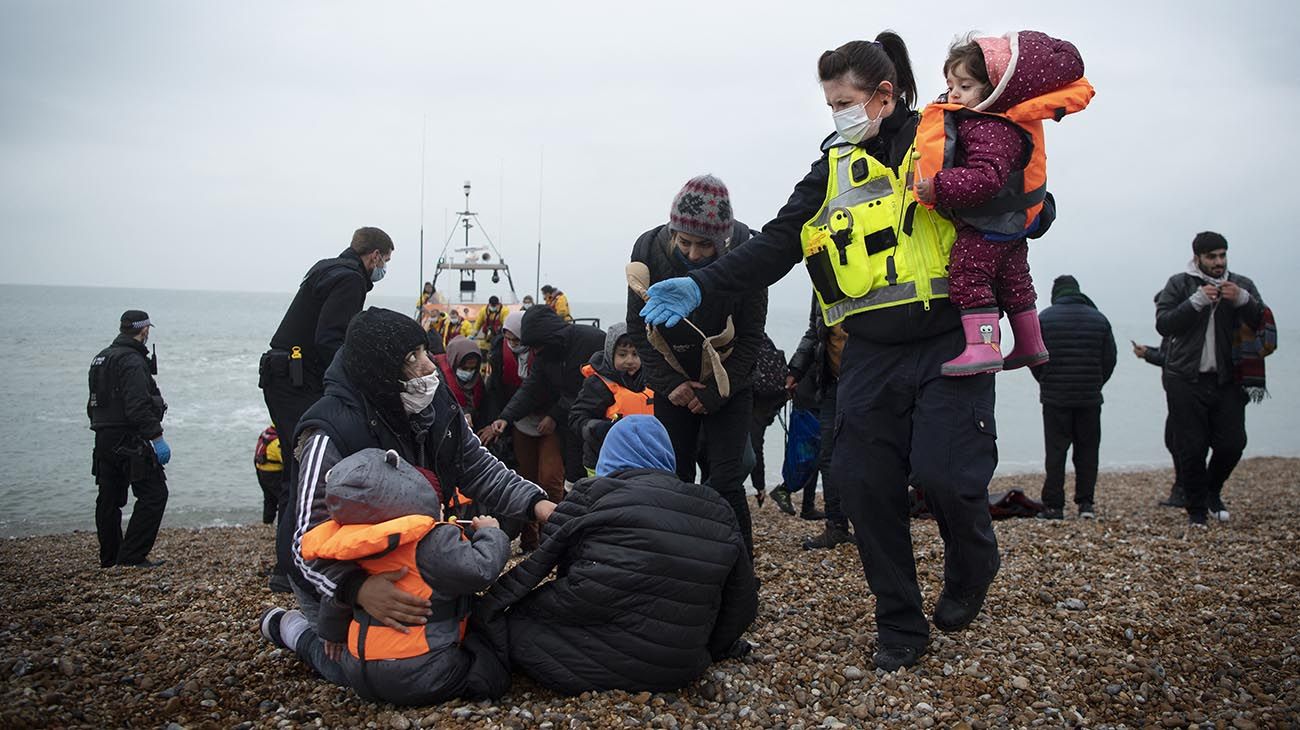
[
  {"x1": 941, "y1": 309, "x2": 1003, "y2": 377},
  {"x1": 1003, "y1": 308, "x2": 1049, "y2": 370}
]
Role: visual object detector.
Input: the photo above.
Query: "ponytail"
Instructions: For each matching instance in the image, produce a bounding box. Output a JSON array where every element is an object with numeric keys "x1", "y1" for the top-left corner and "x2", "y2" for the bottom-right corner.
[{"x1": 817, "y1": 29, "x2": 917, "y2": 109}]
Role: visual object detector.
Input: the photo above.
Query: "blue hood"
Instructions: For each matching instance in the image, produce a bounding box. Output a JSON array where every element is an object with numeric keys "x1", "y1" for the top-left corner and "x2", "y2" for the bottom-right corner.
[{"x1": 596, "y1": 415, "x2": 676, "y2": 477}]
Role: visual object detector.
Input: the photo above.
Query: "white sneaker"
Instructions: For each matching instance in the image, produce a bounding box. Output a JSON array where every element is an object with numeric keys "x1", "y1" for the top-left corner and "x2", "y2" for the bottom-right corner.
[{"x1": 1211, "y1": 509, "x2": 1231, "y2": 522}]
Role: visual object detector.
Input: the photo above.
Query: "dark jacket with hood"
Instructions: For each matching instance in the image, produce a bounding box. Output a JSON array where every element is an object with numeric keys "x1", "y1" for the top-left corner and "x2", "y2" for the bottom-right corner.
[
  {"x1": 1155, "y1": 262, "x2": 1264, "y2": 384},
  {"x1": 1031, "y1": 279, "x2": 1117, "y2": 407},
  {"x1": 627, "y1": 221, "x2": 768, "y2": 412},
  {"x1": 686, "y1": 103, "x2": 962, "y2": 345},
  {"x1": 478, "y1": 416, "x2": 758, "y2": 695},
  {"x1": 498, "y1": 306, "x2": 605, "y2": 427},
  {"x1": 292, "y1": 351, "x2": 546, "y2": 609},
  {"x1": 568, "y1": 322, "x2": 650, "y2": 448},
  {"x1": 269, "y1": 249, "x2": 373, "y2": 379},
  {"x1": 88, "y1": 333, "x2": 166, "y2": 439}
]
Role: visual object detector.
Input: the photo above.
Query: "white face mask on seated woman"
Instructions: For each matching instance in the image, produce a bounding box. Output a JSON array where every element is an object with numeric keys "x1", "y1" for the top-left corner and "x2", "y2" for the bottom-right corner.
[{"x1": 400, "y1": 347, "x2": 440, "y2": 414}]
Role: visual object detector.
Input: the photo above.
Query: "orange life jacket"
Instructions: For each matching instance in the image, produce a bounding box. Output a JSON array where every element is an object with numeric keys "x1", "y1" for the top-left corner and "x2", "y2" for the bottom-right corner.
[
  {"x1": 914, "y1": 77, "x2": 1094, "y2": 239},
  {"x1": 299, "y1": 515, "x2": 469, "y2": 660},
  {"x1": 580, "y1": 364, "x2": 655, "y2": 420}
]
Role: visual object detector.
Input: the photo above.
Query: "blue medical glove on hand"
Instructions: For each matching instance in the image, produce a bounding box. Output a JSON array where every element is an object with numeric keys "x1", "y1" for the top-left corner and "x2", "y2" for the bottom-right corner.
[
  {"x1": 640, "y1": 277, "x2": 702, "y2": 328},
  {"x1": 151, "y1": 436, "x2": 171, "y2": 466}
]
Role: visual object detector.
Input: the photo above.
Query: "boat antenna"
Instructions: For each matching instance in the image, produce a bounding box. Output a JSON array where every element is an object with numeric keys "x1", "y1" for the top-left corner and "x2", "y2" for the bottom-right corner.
[
  {"x1": 535, "y1": 146, "x2": 543, "y2": 301},
  {"x1": 418, "y1": 115, "x2": 427, "y2": 297}
]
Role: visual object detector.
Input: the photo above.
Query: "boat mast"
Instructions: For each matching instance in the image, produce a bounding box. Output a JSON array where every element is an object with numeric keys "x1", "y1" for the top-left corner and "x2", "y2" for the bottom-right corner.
[
  {"x1": 535, "y1": 146, "x2": 543, "y2": 301},
  {"x1": 418, "y1": 116, "x2": 427, "y2": 296}
]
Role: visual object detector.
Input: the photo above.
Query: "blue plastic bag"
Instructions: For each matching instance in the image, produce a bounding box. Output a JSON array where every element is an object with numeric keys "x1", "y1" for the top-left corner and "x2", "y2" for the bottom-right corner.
[{"x1": 781, "y1": 407, "x2": 821, "y2": 492}]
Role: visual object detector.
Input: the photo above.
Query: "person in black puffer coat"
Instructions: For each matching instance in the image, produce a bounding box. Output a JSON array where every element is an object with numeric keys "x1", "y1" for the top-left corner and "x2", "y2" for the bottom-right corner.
[
  {"x1": 477, "y1": 415, "x2": 759, "y2": 695},
  {"x1": 1031, "y1": 275, "x2": 1116, "y2": 519}
]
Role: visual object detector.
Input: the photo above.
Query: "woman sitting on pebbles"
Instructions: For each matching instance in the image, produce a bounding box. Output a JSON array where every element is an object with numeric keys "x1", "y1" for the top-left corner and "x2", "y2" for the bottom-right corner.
[
  {"x1": 476, "y1": 415, "x2": 759, "y2": 695},
  {"x1": 260, "y1": 307, "x2": 555, "y2": 687}
]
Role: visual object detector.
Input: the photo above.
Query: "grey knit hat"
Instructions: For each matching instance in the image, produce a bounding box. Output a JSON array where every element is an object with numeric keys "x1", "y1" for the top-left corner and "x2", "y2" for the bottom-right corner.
[
  {"x1": 325, "y1": 448, "x2": 441, "y2": 525},
  {"x1": 668, "y1": 174, "x2": 733, "y2": 243}
]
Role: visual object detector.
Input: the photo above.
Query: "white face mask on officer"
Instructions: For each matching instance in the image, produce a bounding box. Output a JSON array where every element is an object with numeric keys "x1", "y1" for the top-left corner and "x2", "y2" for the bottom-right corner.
[
  {"x1": 833, "y1": 89, "x2": 884, "y2": 144},
  {"x1": 400, "y1": 370, "x2": 440, "y2": 414}
]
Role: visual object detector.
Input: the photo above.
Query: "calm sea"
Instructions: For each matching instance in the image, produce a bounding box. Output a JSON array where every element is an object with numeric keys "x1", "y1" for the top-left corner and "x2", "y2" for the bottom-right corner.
[{"x1": 0, "y1": 283, "x2": 1294, "y2": 537}]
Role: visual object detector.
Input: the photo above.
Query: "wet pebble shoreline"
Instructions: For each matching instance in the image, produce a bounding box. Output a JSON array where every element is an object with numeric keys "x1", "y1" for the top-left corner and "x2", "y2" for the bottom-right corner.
[{"x1": 2, "y1": 457, "x2": 1298, "y2": 728}]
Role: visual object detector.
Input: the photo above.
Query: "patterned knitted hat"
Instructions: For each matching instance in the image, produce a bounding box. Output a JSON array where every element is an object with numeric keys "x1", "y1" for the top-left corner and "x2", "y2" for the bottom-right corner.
[{"x1": 668, "y1": 174, "x2": 733, "y2": 244}]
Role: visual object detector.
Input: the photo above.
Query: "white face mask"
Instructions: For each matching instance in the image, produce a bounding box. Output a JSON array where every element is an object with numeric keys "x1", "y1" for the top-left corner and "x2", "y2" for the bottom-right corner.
[
  {"x1": 400, "y1": 370, "x2": 440, "y2": 414},
  {"x1": 455, "y1": 368, "x2": 477, "y2": 384},
  {"x1": 833, "y1": 90, "x2": 883, "y2": 144}
]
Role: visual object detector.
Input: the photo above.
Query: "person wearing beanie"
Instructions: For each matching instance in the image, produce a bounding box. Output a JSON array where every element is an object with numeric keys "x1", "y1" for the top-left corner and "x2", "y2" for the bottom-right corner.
[
  {"x1": 912, "y1": 31, "x2": 1090, "y2": 377},
  {"x1": 1155, "y1": 232, "x2": 1266, "y2": 526},
  {"x1": 260, "y1": 226, "x2": 395, "y2": 593},
  {"x1": 1030, "y1": 275, "x2": 1116, "y2": 519},
  {"x1": 274, "y1": 307, "x2": 556, "y2": 648},
  {"x1": 483, "y1": 306, "x2": 605, "y2": 550},
  {"x1": 625, "y1": 174, "x2": 768, "y2": 556},
  {"x1": 476, "y1": 416, "x2": 758, "y2": 695},
  {"x1": 87, "y1": 309, "x2": 170, "y2": 568}
]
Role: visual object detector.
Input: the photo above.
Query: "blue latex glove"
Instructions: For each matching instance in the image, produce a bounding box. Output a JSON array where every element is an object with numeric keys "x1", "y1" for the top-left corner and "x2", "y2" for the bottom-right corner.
[
  {"x1": 151, "y1": 436, "x2": 172, "y2": 466},
  {"x1": 640, "y1": 277, "x2": 702, "y2": 328}
]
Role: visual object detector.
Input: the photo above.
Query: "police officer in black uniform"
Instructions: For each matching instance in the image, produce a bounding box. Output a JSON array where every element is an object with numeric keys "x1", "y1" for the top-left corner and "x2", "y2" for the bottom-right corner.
[
  {"x1": 260, "y1": 226, "x2": 393, "y2": 592},
  {"x1": 88, "y1": 310, "x2": 170, "y2": 568}
]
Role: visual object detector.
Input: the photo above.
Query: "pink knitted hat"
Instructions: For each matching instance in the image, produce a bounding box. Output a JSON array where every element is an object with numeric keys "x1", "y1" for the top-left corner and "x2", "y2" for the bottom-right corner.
[{"x1": 974, "y1": 35, "x2": 1013, "y2": 89}]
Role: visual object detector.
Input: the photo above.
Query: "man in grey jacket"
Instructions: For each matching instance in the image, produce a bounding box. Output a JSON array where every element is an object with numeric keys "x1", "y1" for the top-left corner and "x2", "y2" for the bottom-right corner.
[{"x1": 1155, "y1": 232, "x2": 1265, "y2": 526}]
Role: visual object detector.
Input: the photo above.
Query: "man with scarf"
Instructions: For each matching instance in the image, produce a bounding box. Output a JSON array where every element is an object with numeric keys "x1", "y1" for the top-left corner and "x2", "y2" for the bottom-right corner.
[
  {"x1": 1155, "y1": 232, "x2": 1266, "y2": 526},
  {"x1": 1031, "y1": 276, "x2": 1116, "y2": 519}
]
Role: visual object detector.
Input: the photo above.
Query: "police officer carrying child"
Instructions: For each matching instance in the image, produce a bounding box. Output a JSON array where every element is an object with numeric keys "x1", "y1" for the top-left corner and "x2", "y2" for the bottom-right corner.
[{"x1": 88, "y1": 310, "x2": 170, "y2": 568}]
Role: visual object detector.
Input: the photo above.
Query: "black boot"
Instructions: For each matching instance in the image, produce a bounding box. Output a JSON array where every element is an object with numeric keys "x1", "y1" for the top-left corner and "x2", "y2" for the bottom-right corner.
[
  {"x1": 873, "y1": 644, "x2": 925, "y2": 672},
  {"x1": 799, "y1": 485, "x2": 824, "y2": 520},
  {"x1": 933, "y1": 583, "x2": 991, "y2": 632},
  {"x1": 802, "y1": 521, "x2": 853, "y2": 550},
  {"x1": 1158, "y1": 482, "x2": 1186, "y2": 508}
]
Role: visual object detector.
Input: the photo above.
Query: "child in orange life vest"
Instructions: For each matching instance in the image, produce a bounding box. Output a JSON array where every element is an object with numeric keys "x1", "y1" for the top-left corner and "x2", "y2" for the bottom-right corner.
[
  {"x1": 568, "y1": 322, "x2": 655, "y2": 475},
  {"x1": 913, "y1": 31, "x2": 1089, "y2": 376},
  {"x1": 297, "y1": 448, "x2": 514, "y2": 705}
]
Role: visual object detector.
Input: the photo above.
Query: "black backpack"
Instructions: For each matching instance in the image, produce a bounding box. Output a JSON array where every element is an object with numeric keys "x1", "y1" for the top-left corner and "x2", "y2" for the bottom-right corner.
[{"x1": 751, "y1": 336, "x2": 788, "y2": 399}]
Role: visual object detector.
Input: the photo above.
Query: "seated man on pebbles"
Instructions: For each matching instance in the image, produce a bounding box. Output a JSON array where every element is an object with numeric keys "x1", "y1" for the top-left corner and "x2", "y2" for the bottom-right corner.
[
  {"x1": 259, "y1": 307, "x2": 554, "y2": 687},
  {"x1": 477, "y1": 415, "x2": 759, "y2": 694}
]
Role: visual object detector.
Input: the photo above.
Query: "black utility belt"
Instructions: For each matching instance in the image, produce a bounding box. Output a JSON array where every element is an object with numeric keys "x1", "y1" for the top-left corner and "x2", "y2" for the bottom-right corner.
[{"x1": 260, "y1": 349, "x2": 306, "y2": 387}]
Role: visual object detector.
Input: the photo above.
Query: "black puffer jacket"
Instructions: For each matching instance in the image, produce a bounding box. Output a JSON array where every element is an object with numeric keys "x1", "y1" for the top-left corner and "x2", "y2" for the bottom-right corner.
[
  {"x1": 498, "y1": 307, "x2": 605, "y2": 426},
  {"x1": 87, "y1": 334, "x2": 166, "y2": 439},
  {"x1": 1155, "y1": 267, "x2": 1264, "y2": 384},
  {"x1": 477, "y1": 468, "x2": 758, "y2": 694},
  {"x1": 1031, "y1": 293, "x2": 1117, "y2": 407},
  {"x1": 626, "y1": 221, "x2": 768, "y2": 413}
]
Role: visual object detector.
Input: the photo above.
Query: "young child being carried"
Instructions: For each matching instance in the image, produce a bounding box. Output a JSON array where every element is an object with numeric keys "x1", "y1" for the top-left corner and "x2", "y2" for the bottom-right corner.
[
  {"x1": 263, "y1": 448, "x2": 512, "y2": 705},
  {"x1": 568, "y1": 322, "x2": 655, "y2": 476},
  {"x1": 913, "y1": 30, "x2": 1093, "y2": 376}
]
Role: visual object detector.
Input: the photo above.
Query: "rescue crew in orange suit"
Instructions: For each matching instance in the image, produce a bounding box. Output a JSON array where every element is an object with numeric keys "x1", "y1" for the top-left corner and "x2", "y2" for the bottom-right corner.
[
  {"x1": 265, "y1": 447, "x2": 513, "y2": 705},
  {"x1": 912, "y1": 31, "x2": 1092, "y2": 376},
  {"x1": 568, "y1": 322, "x2": 654, "y2": 474}
]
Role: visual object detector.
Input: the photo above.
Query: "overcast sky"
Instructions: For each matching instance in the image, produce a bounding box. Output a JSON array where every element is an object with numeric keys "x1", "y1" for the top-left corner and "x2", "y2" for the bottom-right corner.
[{"x1": 2, "y1": 1, "x2": 1297, "y2": 324}]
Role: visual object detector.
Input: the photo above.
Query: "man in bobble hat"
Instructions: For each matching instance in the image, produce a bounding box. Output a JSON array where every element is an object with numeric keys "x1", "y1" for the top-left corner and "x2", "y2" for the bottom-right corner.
[
  {"x1": 87, "y1": 310, "x2": 170, "y2": 568},
  {"x1": 1155, "y1": 231, "x2": 1266, "y2": 527}
]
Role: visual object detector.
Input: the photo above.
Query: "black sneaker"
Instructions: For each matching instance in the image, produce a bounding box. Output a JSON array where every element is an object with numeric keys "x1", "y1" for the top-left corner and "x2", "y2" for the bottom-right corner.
[
  {"x1": 873, "y1": 644, "x2": 925, "y2": 672},
  {"x1": 933, "y1": 583, "x2": 991, "y2": 632},
  {"x1": 1188, "y1": 512, "x2": 1208, "y2": 527},
  {"x1": 259, "y1": 607, "x2": 289, "y2": 649},
  {"x1": 769, "y1": 486, "x2": 795, "y2": 515},
  {"x1": 1039, "y1": 508, "x2": 1064, "y2": 520},
  {"x1": 802, "y1": 522, "x2": 853, "y2": 550},
  {"x1": 799, "y1": 507, "x2": 826, "y2": 521},
  {"x1": 1078, "y1": 503, "x2": 1096, "y2": 519},
  {"x1": 122, "y1": 559, "x2": 165, "y2": 569},
  {"x1": 1158, "y1": 484, "x2": 1186, "y2": 508}
]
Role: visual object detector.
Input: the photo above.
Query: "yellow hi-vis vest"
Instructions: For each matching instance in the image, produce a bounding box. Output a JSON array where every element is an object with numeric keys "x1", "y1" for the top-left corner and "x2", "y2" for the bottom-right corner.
[{"x1": 801, "y1": 142, "x2": 956, "y2": 326}]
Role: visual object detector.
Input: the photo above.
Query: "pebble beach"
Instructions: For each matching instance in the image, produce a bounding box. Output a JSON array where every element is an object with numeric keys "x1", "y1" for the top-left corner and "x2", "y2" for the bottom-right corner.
[{"x1": 2, "y1": 457, "x2": 1297, "y2": 729}]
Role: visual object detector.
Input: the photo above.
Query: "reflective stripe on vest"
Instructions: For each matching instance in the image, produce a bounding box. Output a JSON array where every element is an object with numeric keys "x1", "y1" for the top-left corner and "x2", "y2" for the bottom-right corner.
[
  {"x1": 300, "y1": 515, "x2": 468, "y2": 660},
  {"x1": 801, "y1": 142, "x2": 956, "y2": 327},
  {"x1": 579, "y1": 364, "x2": 655, "y2": 420},
  {"x1": 914, "y1": 77, "x2": 1094, "y2": 238}
]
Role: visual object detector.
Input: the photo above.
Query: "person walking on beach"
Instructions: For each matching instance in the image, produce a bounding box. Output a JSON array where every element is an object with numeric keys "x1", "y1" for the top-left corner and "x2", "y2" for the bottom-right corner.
[
  {"x1": 87, "y1": 310, "x2": 170, "y2": 568},
  {"x1": 260, "y1": 227, "x2": 393, "y2": 592},
  {"x1": 1031, "y1": 275, "x2": 1116, "y2": 519},
  {"x1": 626, "y1": 175, "x2": 769, "y2": 557},
  {"x1": 1155, "y1": 232, "x2": 1266, "y2": 526},
  {"x1": 639, "y1": 34, "x2": 1000, "y2": 671}
]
